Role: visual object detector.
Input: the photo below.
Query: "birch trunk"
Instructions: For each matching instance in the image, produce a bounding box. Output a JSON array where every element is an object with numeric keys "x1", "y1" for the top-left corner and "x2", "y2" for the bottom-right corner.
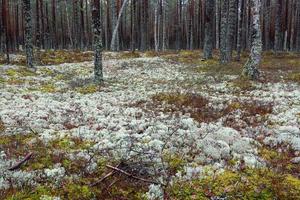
[{"x1": 111, "y1": 0, "x2": 128, "y2": 51}]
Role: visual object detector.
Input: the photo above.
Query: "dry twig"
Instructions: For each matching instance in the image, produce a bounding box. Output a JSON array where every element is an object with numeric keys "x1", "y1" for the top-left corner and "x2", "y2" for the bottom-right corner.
[
  {"x1": 106, "y1": 164, "x2": 165, "y2": 186},
  {"x1": 8, "y1": 152, "x2": 33, "y2": 171}
]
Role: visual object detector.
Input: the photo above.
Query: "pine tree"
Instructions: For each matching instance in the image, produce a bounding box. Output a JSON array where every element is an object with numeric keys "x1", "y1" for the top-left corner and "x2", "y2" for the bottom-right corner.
[
  {"x1": 92, "y1": 0, "x2": 103, "y2": 83},
  {"x1": 274, "y1": 0, "x2": 283, "y2": 52},
  {"x1": 242, "y1": 0, "x2": 262, "y2": 80},
  {"x1": 220, "y1": 0, "x2": 229, "y2": 63},
  {"x1": 22, "y1": 0, "x2": 35, "y2": 71},
  {"x1": 203, "y1": 0, "x2": 215, "y2": 59}
]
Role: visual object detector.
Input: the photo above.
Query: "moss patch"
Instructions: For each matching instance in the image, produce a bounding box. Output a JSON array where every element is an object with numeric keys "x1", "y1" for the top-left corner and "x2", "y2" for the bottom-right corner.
[
  {"x1": 287, "y1": 72, "x2": 300, "y2": 83},
  {"x1": 75, "y1": 84, "x2": 99, "y2": 94},
  {"x1": 40, "y1": 83, "x2": 57, "y2": 93},
  {"x1": 169, "y1": 168, "x2": 300, "y2": 200},
  {"x1": 6, "y1": 68, "x2": 36, "y2": 77}
]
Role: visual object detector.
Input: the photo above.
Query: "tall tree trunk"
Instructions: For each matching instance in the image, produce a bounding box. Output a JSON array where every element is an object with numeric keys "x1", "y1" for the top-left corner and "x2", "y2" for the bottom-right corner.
[
  {"x1": 203, "y1": 0, "x2": 215, "y2": 59},
  {"x1": 274, "y1": 0, "x2": 283, "y2": 52},
  {"x1": 80, "y1": 0, "x2": 85, "y2": 49},
  {"x1": 162, "y1": 0, "x2": 167, "y2": 51},
  {"x1": 110, "y1": 0, "x2": 119, "y2": 51},
  {"x1": 130, "y1": 0, "x2": 136, "y2": 51},
  {"x1": 242, "y1": 0, "x2": 262, "y2": 80},
  {"x1": 215, "y1": 0, "x2": 220, "y2": 49},
  {"x1": 92, "y1": 0, "x2": 103, "y2": 83},
  {"x1": 64, "y1": 0, "x2": 73, "y2": 48},
  {"x1": 237, "y1": 0, "x2": 244, "y2": 60},
  {"x1": 296, "y1": 1, "x2": 300, "y2": 51},
  {"x1": 39, "y1": 0, "x2": 45, "y2": 49},
  {"x1": 227, "y1": 0, "x2": 237, "y2": 61},
  {"x1": 111, "y1": 0, "x2": 128, "y2": 51},
  {"x1": 73, "y1": 0, "x2": 79, "y2": 49},
  {"x1": 220, "y1": 0, "x2": 229, "y2": 63},
  {"x1": 52, "y1": 0, "x2": 57, "y2": 49},
  {"x1": 22, "y1": 0, "x2": 35, "y2": 70},
  {"x1": 2, "y1": 0, "x2": 9, "y2": 63},
  {"x1": 36, "y1": 0, "x2": 41, "y2": 49}
]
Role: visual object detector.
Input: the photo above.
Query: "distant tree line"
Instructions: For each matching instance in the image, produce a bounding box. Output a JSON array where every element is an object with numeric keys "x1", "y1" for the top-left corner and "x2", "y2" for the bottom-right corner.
[
  {"x1": 1, "y1": 0, "x2": 300, "y2": 82},
  {"x1": 0, "y1": 0, "x2": 300, "y2": 53}
]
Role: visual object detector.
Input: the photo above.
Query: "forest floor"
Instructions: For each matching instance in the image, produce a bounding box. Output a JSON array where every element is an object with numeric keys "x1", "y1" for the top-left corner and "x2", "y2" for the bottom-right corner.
[{"x1": 0, "y1": 50, "x2": 300, "y2": 200}]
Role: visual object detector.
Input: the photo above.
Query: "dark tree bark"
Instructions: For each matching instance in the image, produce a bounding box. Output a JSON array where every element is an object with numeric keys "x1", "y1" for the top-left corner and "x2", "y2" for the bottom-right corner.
[
  {"x1": 203, "y1": 0, "x2": 215, "y2": 59},
  {"x1": 36, "y1": 0, "x2": 41, "y2": 49},
  {"x1": 22, "y1": 0, "x2": 35, "y2": 70},
  {"x1": 52, "y1": 0, "x2": 57, "y2": 49},
  {"x1": 296, "y1": 1, "x2": 300, "y2": 51},
  {"x1": 220, "y1": 0, "x2": 229, "y2": 63},
  {"x1": 237, "y1": 0, "x2": 245, "y2": 61},
  {"x1": 92, "y1": 0, "x2": 103, "y2": 83},
  {"x1": 2, "y1": 0, "x2": 10, "y2": 62},
  {"x1": 274, "y1": 0, "x2": 283, "y2": 52}
]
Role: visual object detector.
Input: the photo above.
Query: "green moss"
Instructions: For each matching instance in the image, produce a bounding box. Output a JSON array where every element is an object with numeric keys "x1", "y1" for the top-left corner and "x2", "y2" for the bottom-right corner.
[
  {"x1": 165, "y1": 154, "x2": 187, "y2": 173},
  {"x1": 6, "y1": 69, "x2": 18, "y2": 76},
  {"x1": 287, "y1": 73, "x2": 300, "y2": 83},
  {"x1": 169, "y1": 168, "x2": 300, "y2": 200},
  {"x1": 6, "y1": 68, "x2": 36, "y2": 77},
  {"x1": 40, "y1": 68, "x2": 55, "y2": 76},
  {"x1": 40, "y1": 83, "x2": 56, "y2": 93},
  {"x1": 40, "y1": 50, "x2": 93, "y2": 65},
  {"x1": 76, "y1": 84, "x2": 99, "y2": 94},
  {"x1": 6, "y1": 186, "x2": 54, "y2": 200},
  {"x1": 0, "y1": 77, "x2": 6, "y2": 83},
  {"x1": 64, "y1": 183, "x2": 94, "y2": 200}
]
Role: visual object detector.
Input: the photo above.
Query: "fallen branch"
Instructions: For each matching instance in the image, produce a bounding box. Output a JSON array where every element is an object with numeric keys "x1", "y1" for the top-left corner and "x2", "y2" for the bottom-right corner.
[
  {"x1": 90, "y1": 163, "x2": 121, "y2": 187},
  {"x1": 106, "y1": 164, "x2": 165, "y2": 186},
  {"x1": 90, "y1": 171, "x2": 116, "y2": 187},
  {"x1": 8, "y1": 152, "x2": 33, "y2": 171}
]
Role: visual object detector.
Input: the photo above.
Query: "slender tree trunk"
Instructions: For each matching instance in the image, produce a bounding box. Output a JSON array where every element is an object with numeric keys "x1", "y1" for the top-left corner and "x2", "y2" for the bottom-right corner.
[
  {"x1": 220, "y1": 0, "x2": 229, "y2": 63},
  {"x1": 80, "y1": 0, "x2": 85, "y2": 49},
  {"x1": 154, "y1": 0, "x2": 159, "y2": 52},
  {"x1": 22, "y1": 0, "x2": 35, "y2": 70},
  {"x1": 36, "y1": 0, "x2": 41, "y2": 49},
  {"x1": 39, "y1": 0, "x2": 45, "y2": 49},
  {"x1": 215, "y1": 0, "x2": 220, "y2": 49},
  {"x1": 111, "y1": 0, "x2": 128, "y2": 51},
  {"x1": 2, "y1": 0, "x2": 9, "y2": 63},
  {"x1": 237, "y1": 0, "x2": 244, "y2": 60},
  {"x1": 296, "y1": 1, "x2": 300, "y2": 51},
  {"x1": 110, "y1": 0, "x2": 119, "y2": 51},
  {"x1": 227, "y1": 0, "x2": 237, "y2": 61},
  {"x1": 162, "y1": 0, "x2": 167, "y2": 51},
  {"x1": 203, "y1": 0, "x2": 215, "y2": 59},
  {"x1": 242, "y1": 0, "x2": 262, "y2": 80},
  {"x1": 64, "y1": 0, "x2": 73, "y2": 48},
  {"x1": 274, "y1": 0, "x2": 283, "y2": 52},
  {"x1": 92, "y1": 0, "x2": 103, "y2": 83},
  {"x1": 52, "y1": 0, "x2": 57, "y2": 49}
]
